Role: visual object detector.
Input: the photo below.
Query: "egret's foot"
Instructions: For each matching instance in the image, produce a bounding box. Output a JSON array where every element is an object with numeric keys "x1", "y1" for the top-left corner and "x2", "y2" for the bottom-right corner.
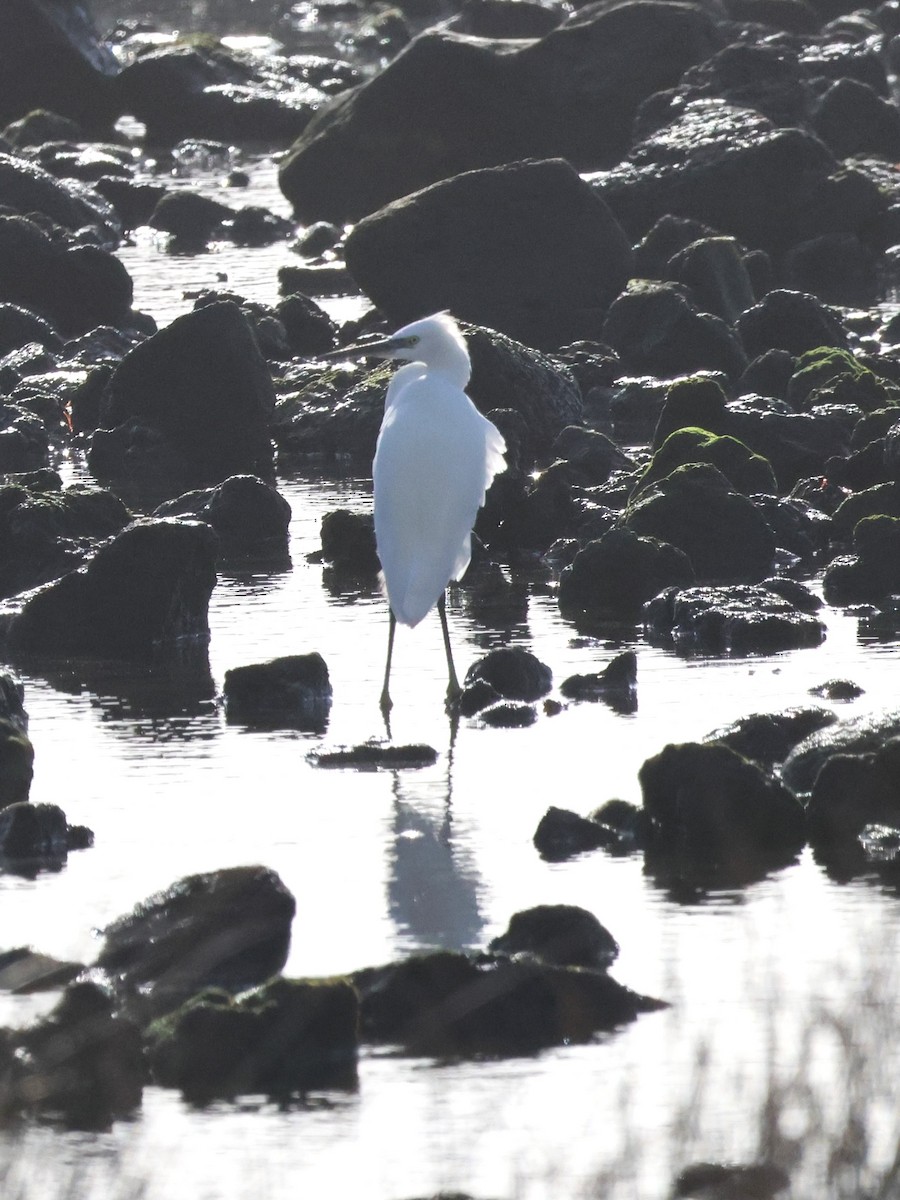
[
  {"x1": 380, "y1": 688, "x2": 393, "y2": 715},
  {"x1": 444, "y1": 682, "x2": 462, "y2": 714}
]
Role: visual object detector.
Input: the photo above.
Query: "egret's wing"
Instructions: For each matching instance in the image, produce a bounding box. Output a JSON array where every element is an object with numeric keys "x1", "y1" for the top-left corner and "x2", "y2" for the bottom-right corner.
[{"x1": 373, "y1": 375, "x2": 506, "y2": 627}]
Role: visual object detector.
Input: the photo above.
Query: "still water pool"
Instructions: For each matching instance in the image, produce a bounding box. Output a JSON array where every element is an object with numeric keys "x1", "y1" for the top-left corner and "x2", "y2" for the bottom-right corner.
[{"x1": 1, "y1": 158, "x2": 899, "y2": 1200}]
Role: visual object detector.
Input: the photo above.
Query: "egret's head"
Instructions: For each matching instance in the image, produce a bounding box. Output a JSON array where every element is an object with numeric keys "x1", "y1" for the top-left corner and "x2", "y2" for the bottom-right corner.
[{"x1": 321, "y1": 312, "x2": 471, "y2": 385}]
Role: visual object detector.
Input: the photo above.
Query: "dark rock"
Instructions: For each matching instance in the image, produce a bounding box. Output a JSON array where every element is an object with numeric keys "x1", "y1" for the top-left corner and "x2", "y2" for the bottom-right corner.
[
  {"x1": 559, "y1": 527, "x2": 693, "y2": 620},
  {"x1": 674, "y1": 1162, "x2": 790, "y2": 1200},
  {"x1": 3, "y1": 518, "x2": 218, "y2": 661},
  {"x1": 0, "y1": 152, "x2": 117, "y2": 239},
  {"x1": 146, "y1": 975, "x2": 359, "y2": 1102},
  {"x1": 94, "y1": 176, "x2": 169, "y2": 230},
  {"x1": 293, "y1": 221, "x2": 342, "y2": 257},
  {"x1": 0, "y1": 672, "x2": 26, "y2": 731},
  {"x1": 277, "y1": 293, "x2": 338, "y2": 356},
  {"x1": 705, "y1": 706, "x2": 837, "y2": 769},
  {"x1": 639, "y1": 740, "x2": 806, "y2": 857},
  {"x1": 97, "y1": 302, "x2": 276, "y2": 488},
  {"x1": 278, "y1": 4, "x2": 720, "y2": 221},
  {"x1": 96, "y1": 865, "x2": 296, "y2": 1014},
  {"x1": 624, "y1": 463, "x2": 776, "y2": 584},
  {"x1": 0, "y1": 947, "x2": 82, "y2": 993},
  {"x1": 458, "y1": 676, "x2": 502, "y2": 716},
  {"x1": 153, "y1": 475, "x2": 290, "y2": 558},
  {"x1": 532, "y1": 805, "x2": 619, "y2": 860},
  {"x1": 806, "y1": 737, "x2": 900, "y2": 847},
  {"x1": 147, "y1": 190, "x2": 233, "y2": 244},
  {"x1": 666, "y1": 236, "x2": 756, "y2": 326},
  {"x1": 2, "y1": 108, "x2": 83, "y2": 148},
  {"x1": 644, "y1": 583, "x2": 826, "y2": 654},
  {"x1": 0, "y1": 214, "x2": 132, "y2": 337},
  {"x1": 478, "y1": 701, "x2": 537, "y2": 727},
  {"x1": 0, "y1": 3, "x2": 118, "y2": 128},
  {"x1": 810, "y1": 678, "x2": 863, "y2": 700},
  {"x1": 488, "y1": 904, "x2": 619, "y2": 968},
  {"x1": 343, "y1": 158, "x2": 633, "y2": 350},
  {"x1": 740, "y1": 348, "x2": 797, "y2": 400},
  {"x1": 832, "y1": 482, "x2": 900, "y2": 537},
  {"x1": 823, "y1": 515, "x2": 900, "y2": 604},
  {"x1": 310, "y1": 742, "x2": 439, "y2": 769},
  {"x1": 736, "y1": 289, "x2": 849, "y2": 358},
  {"x1": 590, "y1": 101, "x2": 883, "y2": 254},
  {"x1": 351, "y1": 949, "x2": 665, "y2": 1056},
  {"x1": 447, "y1": 0, "x2": 564, "y2": 38},
  {"x1": 223, "y1": 653, "x2": 332, "y2": 732},
  {"x1": 724, "y1": 404, "x2": 850, "y2": 493},
  {"x1": 16, "y1": 983, "x2": 144, "y2": 1129},
  {"x1": 0, "y1": 801, "x2": 68, "y2": 859},
  {"x1": 464, "y1": 646, "x2": 552, "y2": 701},
  {"x1": 782, "y1": 708, "x2": 900, "y2": 795},
  {"x1": 560, "y1": 650, "x2": 638, "y2": 710},
  {"x1": 319, "y1": 509, "x2": 379, "y2": 576},
  {"x1": 0, "y1": 303, "x2": 62, "y2": 357},
  {"x1": 602, "y1": 282, "x2": 747, "y2": 379},
  {"x1": 783, "y1": 232, "x2": 878, "y2": 307},
  {"x1": 0, "y1": 719, "x2": 33, "y2": 809},
  {"x1": 589, "y1": 798, "x2": 651, "y2": 851},
  {"x1": 636, "y1": 427, "x2": 778, "y2": 497},
  {"x1": 550, "y1": 426, "x2": 634, "y2": 486}
]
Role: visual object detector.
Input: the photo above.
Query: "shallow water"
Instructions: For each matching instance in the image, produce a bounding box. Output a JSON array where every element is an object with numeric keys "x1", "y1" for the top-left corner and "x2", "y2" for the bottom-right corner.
[{"x1": 4, "y1": 122, "x2": 900, "y2": 1200}]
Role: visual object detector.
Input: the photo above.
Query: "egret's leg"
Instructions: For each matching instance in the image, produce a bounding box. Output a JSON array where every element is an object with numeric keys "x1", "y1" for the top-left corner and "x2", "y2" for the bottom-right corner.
[
  {"x1": 380, "y1": 610, "x2": 396, "y2": 713},
  {"x1": 438, "y1": 593, "x2": 462, "y2": 705}
]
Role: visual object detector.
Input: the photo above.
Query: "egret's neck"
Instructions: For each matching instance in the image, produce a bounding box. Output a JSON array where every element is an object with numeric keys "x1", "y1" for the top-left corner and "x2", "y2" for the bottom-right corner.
[{"x1": 426, "y1": 340, "x2": 471, "y2": 390}]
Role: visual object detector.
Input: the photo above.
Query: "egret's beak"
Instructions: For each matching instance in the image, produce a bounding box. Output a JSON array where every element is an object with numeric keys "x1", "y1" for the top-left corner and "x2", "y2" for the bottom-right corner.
[{"x1": 317, "y1": 334, "x2": 416, "y2": 361}]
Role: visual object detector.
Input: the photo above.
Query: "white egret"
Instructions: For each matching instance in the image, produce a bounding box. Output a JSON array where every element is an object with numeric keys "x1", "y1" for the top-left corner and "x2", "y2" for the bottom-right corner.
[{"x1": 326, "y1": 313, "x2": 507, "y2": 711}]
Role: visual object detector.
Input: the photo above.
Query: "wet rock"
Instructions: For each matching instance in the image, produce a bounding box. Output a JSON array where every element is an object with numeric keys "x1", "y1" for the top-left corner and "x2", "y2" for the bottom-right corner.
[
  {"x1": 223, "y1": 653, "x2": 332, "y2": 732},
  {"x1": 784, "y1": 231, "x2": 878, "y2": 307},
  {"x1": 810, "y1": 678, "x2": 863, "y2": 700},
  {"x1": 94, "y1": 176, "x2": 169, "y2": 231},
  {"x1": 782, "y1": 707, "x2": 900, "y2": 795},
  {"x1": 674, "y1": 1161, "x2": 790, "y2": 1200},
  {"x1": 0, "y1": 303, "x2": 62, "y2": 357},
  {"x1": 0, "y1": 151, "x2": 117, "y2": 240},
  {"x1": 636, "y1": 427, "x2": 777, "y2": 498},
  {"x1": 639, "y1": 740, "x2": 806, "y2": 858},
  {"x1": 724, "y1": 405, "x2": 850, "y2": 493},
  {"x1": 319, "y1": 508, "x2": 379, "y2": 576},
  {"x1": 558, "y1": 529, "x2": 693, "y2": 621},
  {"x1": 293, "y1": 221, "x2": 342, "y2": 257},
  {"x1": 147, "y1": 190, "x2": 233, "y2": 244},
  {"x1": 550, "y1": 426, "x2": 634, "y2": 486},
  {"x1": 278, "y1": 4, "x2": 720, "y2": 221},
  {"x1": 310, "y1": 742, "x2": 439, "y2": 769},
  {"x1": 602, "y1": 282, "x2": 746, "y2": 379},
  {"x1": 665, "y1": 235, "x2": 757, "y2": 326},
  {"x1": 0, "y1": 801, "x2": 70, "y2": 860},
  {"x1": 0, "y1": 671, "x2": 26, "y2": 731},
  {"x1": 277, "y1": 293, "x2": 338, "y2": 357},
  {"x1": 624, "y1": 463, "x2": 776, "y2": 584},
  {"x1": 644, "y1": 583, "x2": 826, "y2": 655},
  {"x1": 478, "y1": 701, "x2": 537, "y2": 727},
  {"x1": 96, "y1": 865, "x2": 296, "y2": 1014},
  {"x1": 464, "y1": 646, "x2": 552, "y2": 701},
  {"x1": 0, "y1": 947, "x2": 82, "y2": 993},
  {"x1": 343, "y1": 158, "x2": 633, "y2": 350},
  {"x1": 153, "y1": 475, "x2": 290, "y2": 559},
  {"x1": 0, "y1": 718, "x2": 33, "y2": 809},
  {"x1": 351, "y1": 949, "x2": 665, "y2": 1057},
  {"x1": 806, "y1": 737, "x2": 900, "y2": 847},
  {"x1": 146, "y1": 975, "x2": 359, "y2": 1102},
  {"x1": 533, "y1": 805, "x2": 619, "y2": 861},
  {"x1": 590, "y1": 101, "x2": 883, "y2": 255},
  {"x1": 96, "y1": 301, "x2": 276, "y2": 488},
  {"x1": 831, "y1": 482, "x2": 900, "y2": 538},
  {"x1": 736, "y1": 289, "x2": 849, "y2": 358},
  {"x1": 0, "y1": 480, "x2": 133, "y2": 599},
  {"x1": 559, "y1": 650, "x2": 638, "y2": 711},
  {"x1": 15, "y1": 983, "x2": 144, "y2": 1129},
  {"x1": 705, "y1": 706, "x2": 837, "y2": 769},
  {"x1": 823, "y1": 515, "x2": 900, "y2": 604},
  {"x1": 111, "y1": 42, "x2": 320, "y2": 146},
  {"x1": 0, "y1": 2, "x2": 118, "y2": 129},
  {"x1": 3, "y1": 518, "x2": 218, "y2": 661},
  {"x1": 0, "y1": 214, "x2": 133, "y2": 337},
  {"x1": 1, "y1": 108, "x2": 83, "y2": 148},
  {"x1": 488, "y1": 904, "x2": 618, "y2": 969}
]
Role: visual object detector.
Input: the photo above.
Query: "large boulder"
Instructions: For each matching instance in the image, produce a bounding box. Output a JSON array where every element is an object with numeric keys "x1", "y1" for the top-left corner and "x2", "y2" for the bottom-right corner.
[
  {"x1": 782, "y1": 708, "x2": 900, "y2": 796},
  {"x1": 0, "y1": 152, "x2": 119, "y2": 240},
  {"x1": 94, "y1": 302, "x2": 276, "y2": 488},
  {"x1": 558, "y1": 526, "x2": 694, "y2": 620},
  {"x1": 1, "y1": 518, "x2": 218, "y2": 660},
  {"x1": 278, "y1": 3, "x2": 721, "y2": 221},
  {"x1": 96, "y1": 865, "x2": 297, "y2": 1016},
  {"x1": 0, "y1": 1, "x2": 119, "y2": 128},
  {"x1": 589, "y1": 101, "x2": 884, "y2": 254},
  {"x1": 343, "y1": 158, "x2": 633, "y2": 350}
]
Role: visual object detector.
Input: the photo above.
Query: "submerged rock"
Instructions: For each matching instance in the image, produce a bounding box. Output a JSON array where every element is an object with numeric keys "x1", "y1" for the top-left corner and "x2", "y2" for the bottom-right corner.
[
  {"x1": 352, "y1": 949, "x2": 665, "y2": 1057},
  {"x1": 644, "y1": 583, "x2": 827, "y2": 654},
  {"x1": 2, "y1": 519, "x2": 218, "y2": 660},
  {"x1": 223, "y1": 653, "x2": 332, "y2": 732},
  {"x1": 96, "y1": 865, "x2": 296, "y2": 1015},
  {"x1": 146, "y1": 976, "x2": 359, "y2": 1102}
]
